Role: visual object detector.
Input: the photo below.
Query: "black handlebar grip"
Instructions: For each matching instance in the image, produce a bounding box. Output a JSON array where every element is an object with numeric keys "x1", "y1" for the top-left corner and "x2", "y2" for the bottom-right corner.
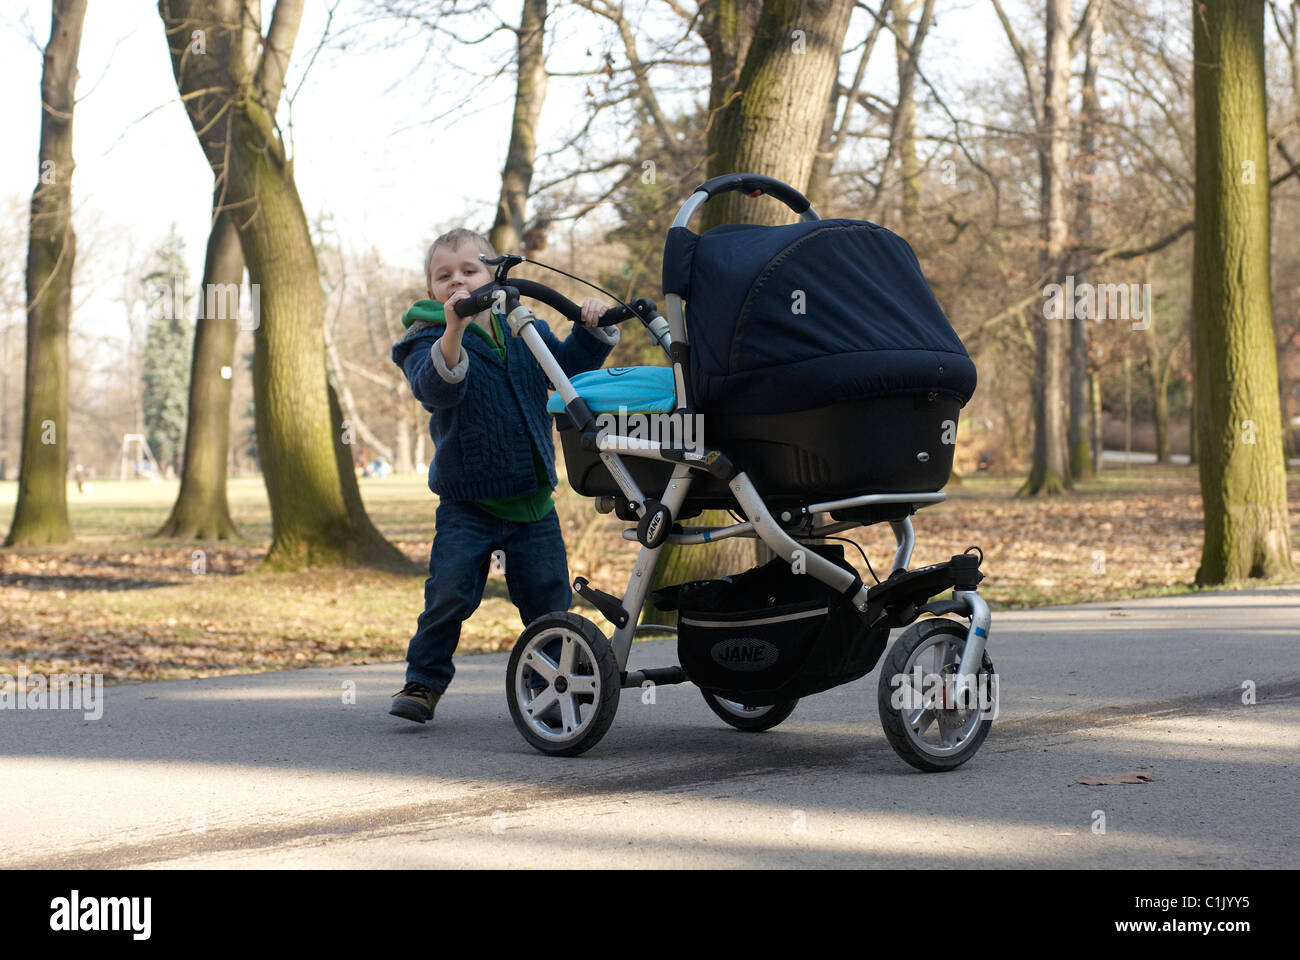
[
  {"x1": 599, "y1": 297, "x2": 661, "y2": 326},
  {"x1": 508, "y1": 278, "x2": 582, "y2": 323},
  {"x1": 691, "y1": 173, "x2": 811, "y2": 214},
  {"x1": 452, "y1": 283, "x2": 500, "y2": 318},
  {"x1": 451, "y1": 278, "x2": 642, "y2": 328},
  {"x1": 596, "y1": 304, "x2": 635, "y2": 327}
]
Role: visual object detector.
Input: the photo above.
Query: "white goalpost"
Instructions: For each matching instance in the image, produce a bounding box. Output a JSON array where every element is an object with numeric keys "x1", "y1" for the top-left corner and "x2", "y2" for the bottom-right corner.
[{"x1": 118, "y1": 433, "x2": 162, "y2": 481}]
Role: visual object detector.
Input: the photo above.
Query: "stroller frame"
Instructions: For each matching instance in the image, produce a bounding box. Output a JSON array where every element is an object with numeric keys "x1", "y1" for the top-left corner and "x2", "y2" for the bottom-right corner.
[{"x1": 490, "y1": 174, "x2": 992, "y2": 767}]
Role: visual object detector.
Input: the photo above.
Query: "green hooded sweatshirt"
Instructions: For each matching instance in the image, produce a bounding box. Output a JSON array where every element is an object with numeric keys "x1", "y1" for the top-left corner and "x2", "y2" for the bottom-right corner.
[{"x1": 399, "y1": 299, "x2": 554, "y2": 523}]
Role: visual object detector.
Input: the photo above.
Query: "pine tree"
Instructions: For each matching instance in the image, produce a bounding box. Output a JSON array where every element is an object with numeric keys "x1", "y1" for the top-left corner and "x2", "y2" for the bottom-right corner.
[{"x1": 141, "y1": 225, "x2": 194, "y2": 476}]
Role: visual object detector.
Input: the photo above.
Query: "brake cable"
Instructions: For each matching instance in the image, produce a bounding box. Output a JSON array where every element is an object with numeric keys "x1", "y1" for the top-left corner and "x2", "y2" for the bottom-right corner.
[{"x1": 485, "y1": 253, "x2": 642, "y2": 320}]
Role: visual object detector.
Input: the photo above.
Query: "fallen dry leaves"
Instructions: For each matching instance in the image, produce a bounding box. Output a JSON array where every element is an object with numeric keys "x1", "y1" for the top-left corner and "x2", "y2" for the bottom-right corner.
[{"x1": 1, "y1": 469, "x2": 1296, "y2": 686}]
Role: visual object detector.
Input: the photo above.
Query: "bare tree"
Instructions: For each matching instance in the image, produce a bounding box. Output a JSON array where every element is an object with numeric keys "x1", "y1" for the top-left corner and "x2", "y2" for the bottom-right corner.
[
  {"x1": 159, "y1": 0, "x2": 407, "y2": 568},
  {"x1": 645, "y1": 0, "x2": 857, "y2": 618},
  {"x1": 1069, "y1": 0, "x2": 1104, "y2": 480},
  {"x1": 490, "y1": 0, "x2": 549, "y2": 255},
  {"x1": 1192, "y1": 0, "x2": 1293, "y2": 583},
  {"x1": 6, "y1": 0, "x2": 88, "y2": 548}
]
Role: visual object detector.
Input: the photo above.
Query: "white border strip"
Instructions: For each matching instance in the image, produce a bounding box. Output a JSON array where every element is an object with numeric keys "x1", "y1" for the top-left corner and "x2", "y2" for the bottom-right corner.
[{"x1": 679, "y1": 607, "x2": 828, "y2": 629}]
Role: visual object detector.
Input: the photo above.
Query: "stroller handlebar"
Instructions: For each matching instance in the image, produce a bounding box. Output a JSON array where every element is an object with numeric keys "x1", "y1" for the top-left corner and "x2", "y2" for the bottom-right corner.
[
  {"x1": 690, "y1": 173, "x2": 812, "y2": 215},
  {"x1": 453, "y1": 278, "x2": 652, "y2": 328}
]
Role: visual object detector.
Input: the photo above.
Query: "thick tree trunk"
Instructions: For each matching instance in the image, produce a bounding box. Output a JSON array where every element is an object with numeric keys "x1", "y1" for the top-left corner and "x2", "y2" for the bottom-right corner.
[
  {"x1": 6, "y1": 0, "x2": 87, "y2": 548},
  {"x1": 1192, "y1": 0, "x2": 1293, "y2": 583},
  {"x1": 160, "y1": 0, "x2": 405, "y2": 570},
  {"x1": 155, "y1": 0, "x2": 258, "y2": 541},
  {"x1": 156, "y1": 204, "x2": 242, "y2": 539},
  {"x1": 489, "y1": 0, "x2": 547, "y2": 256},
  {"x1": 238, "y1": 108, "x2": 405, "y2": 569},
  {"x1": 700, "y1": 0, "x2": 762, "y2": 152},
  {"x1": 644, "y1": 0, "x2": 856, "y2": 620},
  {"x1": 1021, "y1": 0, "x2": 1072, "y2": 496},
  {"x1": 704, "y1": 0, "x2": 855, "y2": 229}
]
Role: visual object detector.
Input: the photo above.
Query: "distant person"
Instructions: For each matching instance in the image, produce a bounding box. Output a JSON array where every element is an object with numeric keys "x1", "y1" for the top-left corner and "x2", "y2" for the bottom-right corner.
[
  {"x1": 74, "y1": 463, "x2": 84, "y2": 493},
  {"x1": 387, "y1": 228, "x2": 617, "y2": 724}
]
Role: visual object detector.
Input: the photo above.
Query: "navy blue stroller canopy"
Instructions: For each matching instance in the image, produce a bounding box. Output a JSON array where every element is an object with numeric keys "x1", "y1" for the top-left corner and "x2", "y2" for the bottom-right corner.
[{"x1": 661, "y1": 218, "x2": 977, "y2": 415}]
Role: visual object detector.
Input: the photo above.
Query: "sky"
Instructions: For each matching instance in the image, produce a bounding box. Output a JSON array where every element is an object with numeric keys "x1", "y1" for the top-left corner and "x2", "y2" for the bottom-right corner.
[
  {"x1": 0, "y1": 0, "x2": 1009, "y2": 344},
  {"x1": 0, "y1": 0, "x2": 531, "y2": 329}
]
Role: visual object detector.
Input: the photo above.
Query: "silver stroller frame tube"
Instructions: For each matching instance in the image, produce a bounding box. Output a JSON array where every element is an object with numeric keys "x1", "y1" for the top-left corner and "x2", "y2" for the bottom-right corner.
[
  {"x1": 607, "y1": 463, "x2": 696, "y2": 666},
  {"x1": 951, "y1": 590, "x2": 991, "y2": 707}
]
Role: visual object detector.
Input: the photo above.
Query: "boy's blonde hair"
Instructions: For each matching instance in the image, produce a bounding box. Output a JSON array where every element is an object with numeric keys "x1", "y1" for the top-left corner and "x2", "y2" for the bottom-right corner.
[{"x1": 425, "y1": 228, "x2": 496, "y2": 292}]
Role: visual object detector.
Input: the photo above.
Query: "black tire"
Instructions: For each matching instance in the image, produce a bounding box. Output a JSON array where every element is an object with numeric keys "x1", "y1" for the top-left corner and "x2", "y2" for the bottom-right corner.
[
  {"x1": 506, "y1": 612, "x2": 621, "y2": 757},
  {"x1": 877, "y1": 617, "x2": 995, "y2": 772},
  {"x1": 700, "y1": 689, "x2": 800, "y2": 732}
]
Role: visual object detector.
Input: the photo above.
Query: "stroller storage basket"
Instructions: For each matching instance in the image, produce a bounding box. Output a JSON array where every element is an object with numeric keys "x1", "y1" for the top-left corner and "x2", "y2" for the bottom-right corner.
[{"x1": 652, "y1": 546, "x2": 890, "y2": 705}]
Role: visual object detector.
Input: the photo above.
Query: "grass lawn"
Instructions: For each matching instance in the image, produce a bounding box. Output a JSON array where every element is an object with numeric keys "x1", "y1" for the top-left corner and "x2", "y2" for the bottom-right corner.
[{"x1": 2, "y1": 465, "x2": 1297, "y2": 685}]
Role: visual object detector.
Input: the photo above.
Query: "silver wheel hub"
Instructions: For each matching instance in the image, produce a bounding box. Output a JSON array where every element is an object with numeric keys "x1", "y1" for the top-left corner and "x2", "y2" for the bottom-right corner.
[
  {"x1": 897, "y1": 631, "x2": 988, "y2": 758},
  {"x1": 516, "y1": 627, "x2": 601, "y2": 743}
]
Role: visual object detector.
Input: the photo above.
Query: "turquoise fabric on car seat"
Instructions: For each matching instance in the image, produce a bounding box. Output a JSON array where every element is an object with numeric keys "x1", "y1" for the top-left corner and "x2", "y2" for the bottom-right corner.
[{"x1": 546, "y1": 366, "x2": 676, "y2": 415}]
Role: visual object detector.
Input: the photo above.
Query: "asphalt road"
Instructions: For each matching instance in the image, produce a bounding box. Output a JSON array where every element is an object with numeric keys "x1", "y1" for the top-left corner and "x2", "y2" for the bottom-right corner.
[{"x1": 3, "y1": 587, "x2": 1297, "y2": 868}]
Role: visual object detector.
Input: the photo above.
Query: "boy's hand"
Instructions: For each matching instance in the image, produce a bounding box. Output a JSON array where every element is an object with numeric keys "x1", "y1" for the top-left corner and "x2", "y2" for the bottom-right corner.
[
  {"x1": 579, "y1": 297, "x2": 611, "y2": 327},
  {"x1": 439, "y1": 290, "x2": 476, "y2": 367},
  {"x1": 442, "y1": 290, "x2": 475, "y2": 336}
]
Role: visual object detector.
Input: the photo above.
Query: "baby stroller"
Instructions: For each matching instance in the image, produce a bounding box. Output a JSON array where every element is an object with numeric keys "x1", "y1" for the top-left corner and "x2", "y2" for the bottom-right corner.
[{"x1": 451, "y1": 174, "x2": 995, "y2": 771}]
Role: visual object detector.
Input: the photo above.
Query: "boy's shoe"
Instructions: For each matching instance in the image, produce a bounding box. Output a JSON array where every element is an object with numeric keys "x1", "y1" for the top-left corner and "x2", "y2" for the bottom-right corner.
[{"x1": 390, "y1": 681, "x2": 440, "y2": 723}]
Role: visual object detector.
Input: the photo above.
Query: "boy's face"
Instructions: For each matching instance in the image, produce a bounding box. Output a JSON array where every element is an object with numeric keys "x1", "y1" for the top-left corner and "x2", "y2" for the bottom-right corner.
[{"x1": 427, "y1": 241, "x2": 490, "y2": 305}]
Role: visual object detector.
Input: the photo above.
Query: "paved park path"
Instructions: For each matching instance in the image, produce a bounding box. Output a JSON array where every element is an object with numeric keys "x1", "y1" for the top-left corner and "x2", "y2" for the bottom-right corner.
[{"x1": 3, "y1": 588, "x2": 1297, "y2": 868}]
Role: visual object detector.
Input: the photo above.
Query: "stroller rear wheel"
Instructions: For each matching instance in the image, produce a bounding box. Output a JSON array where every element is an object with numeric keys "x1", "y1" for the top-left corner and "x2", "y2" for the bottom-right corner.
[
  {"x1": 876, "y1": 617, "x2": 995, "y2": 772},
  {"x1": 507, "y1": 613, "x2": 621, "y2": 757},
  {"x1": 701, "y1": 690, "x2": 799, "y2": 732}
]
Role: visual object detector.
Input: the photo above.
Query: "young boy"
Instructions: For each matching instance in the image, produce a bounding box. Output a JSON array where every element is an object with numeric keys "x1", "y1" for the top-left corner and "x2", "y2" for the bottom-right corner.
[{"x1": 388, "y1": 228, "x2": 619, "y2": 723}]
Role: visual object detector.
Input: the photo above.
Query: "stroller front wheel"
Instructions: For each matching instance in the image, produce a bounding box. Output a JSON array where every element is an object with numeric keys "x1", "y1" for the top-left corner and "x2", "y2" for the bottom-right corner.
[
  {"x1": 877, "y1": 617, "x2": 996, "y2": 772},
  {"x1": 507, "y1": 613, "x2": 621, "y2": 757},
  {"x1": 701, "y1": 690, "x2": 800, "y2": 732}
]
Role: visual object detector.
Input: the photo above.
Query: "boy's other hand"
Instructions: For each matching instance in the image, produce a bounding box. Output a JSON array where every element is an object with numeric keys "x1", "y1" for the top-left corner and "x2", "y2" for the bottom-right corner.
[{"x1": 579, "y1": 297, "x2": 611, "y2": 327}]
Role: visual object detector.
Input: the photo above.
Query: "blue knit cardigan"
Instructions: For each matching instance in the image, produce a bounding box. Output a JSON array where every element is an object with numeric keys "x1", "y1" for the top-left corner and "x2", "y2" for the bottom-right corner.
[{"x1": 392, "y1": 315, "x2": 615, "y2": 501}]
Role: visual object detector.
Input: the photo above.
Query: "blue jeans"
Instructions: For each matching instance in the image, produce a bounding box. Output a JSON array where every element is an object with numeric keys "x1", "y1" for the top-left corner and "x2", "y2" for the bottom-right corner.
[{"x1": 405, "y1": 499, "x2": 572, "y2": 693}]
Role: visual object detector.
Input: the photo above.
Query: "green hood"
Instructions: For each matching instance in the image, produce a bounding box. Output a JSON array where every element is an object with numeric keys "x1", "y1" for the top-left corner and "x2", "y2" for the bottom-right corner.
[{"x1": 401, "y1": 299, "x2": 446, "y2": 329}]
